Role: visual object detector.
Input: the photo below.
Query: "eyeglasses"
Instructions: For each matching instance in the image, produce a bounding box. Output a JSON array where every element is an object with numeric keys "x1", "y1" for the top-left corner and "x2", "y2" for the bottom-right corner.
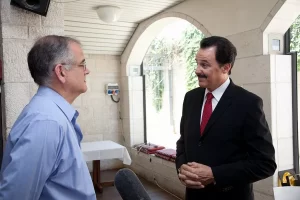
[
  {"x1": 76, "y1": 62, "x2": 87, "y2": 71},
  {"x1": 60, "y1": 61, "x2": 87, "y2": 71}
]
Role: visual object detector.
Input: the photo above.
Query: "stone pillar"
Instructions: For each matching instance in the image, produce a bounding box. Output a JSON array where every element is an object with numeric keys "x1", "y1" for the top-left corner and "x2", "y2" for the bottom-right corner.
[{"x1": 0, "y1": 1, "x2": 64, "y2": 140}]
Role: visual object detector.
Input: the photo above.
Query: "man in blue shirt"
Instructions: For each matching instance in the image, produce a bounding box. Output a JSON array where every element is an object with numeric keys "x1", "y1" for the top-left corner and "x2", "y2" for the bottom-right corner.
[{"x1": 0, "y1": 35, "x2": 96, "y2": 200}]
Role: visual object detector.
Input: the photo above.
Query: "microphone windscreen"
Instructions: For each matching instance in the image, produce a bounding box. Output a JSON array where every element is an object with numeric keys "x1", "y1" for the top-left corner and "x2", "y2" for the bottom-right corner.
[{"x1": 114, "y1": 168, "x2": 151, "y2": 200}]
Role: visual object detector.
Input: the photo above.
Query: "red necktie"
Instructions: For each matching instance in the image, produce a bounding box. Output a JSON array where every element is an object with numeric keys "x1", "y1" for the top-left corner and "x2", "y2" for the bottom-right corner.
[{"x1": 200, "y1": 92, "x2": 214, "y2": 135}]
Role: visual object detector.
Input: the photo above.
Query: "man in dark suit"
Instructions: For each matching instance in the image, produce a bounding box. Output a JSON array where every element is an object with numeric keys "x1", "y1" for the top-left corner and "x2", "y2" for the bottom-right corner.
[{"x1": 176, "y1": 36, "x2": 277, "y2": 200}]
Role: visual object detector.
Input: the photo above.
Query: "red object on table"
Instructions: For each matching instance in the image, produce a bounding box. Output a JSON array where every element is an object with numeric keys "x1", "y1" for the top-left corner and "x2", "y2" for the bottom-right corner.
[
  {"x1": 155, "y1": 149, "x2": 176, "y2": 162},
  {"x1": 135, "y1": 143, "x2": 165, "y2": 154}
]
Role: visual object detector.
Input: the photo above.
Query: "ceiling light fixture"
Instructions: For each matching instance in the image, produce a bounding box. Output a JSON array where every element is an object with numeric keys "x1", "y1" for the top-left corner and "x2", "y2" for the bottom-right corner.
[{"x1": 96, "y1": 5, "x2": 122, "y2": 23}]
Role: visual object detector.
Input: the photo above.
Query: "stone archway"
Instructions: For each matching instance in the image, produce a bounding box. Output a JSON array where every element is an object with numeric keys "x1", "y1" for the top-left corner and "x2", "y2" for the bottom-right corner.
[
  {"x1": 119, "y1": 12, "x2": 210, "y2": 148},
  {"x1": 119, "y1": 12, "x2": 210, "y2": 199},
  {"x1": 262, "y1": 0, "x2": 300, "y2": 54},
  {"x1": 121, "y1": 11, "x2": 211, "y2": 72}
]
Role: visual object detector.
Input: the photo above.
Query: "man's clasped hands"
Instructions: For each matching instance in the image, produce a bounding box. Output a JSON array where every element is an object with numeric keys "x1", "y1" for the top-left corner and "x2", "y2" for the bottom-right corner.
[{"x1": 178, "y1": 162, "x2": 215, "y2": 189}]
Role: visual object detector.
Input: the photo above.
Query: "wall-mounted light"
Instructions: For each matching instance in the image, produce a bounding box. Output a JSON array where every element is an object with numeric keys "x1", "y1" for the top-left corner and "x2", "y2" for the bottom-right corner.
[{"x1": 96, "y1": 5, "x2": 122, "y2": 23}]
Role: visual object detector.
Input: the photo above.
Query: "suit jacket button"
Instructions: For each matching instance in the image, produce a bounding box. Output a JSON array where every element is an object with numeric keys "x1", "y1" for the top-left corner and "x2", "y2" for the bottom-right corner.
[{"x1": 198, "y1": 141, "x2": 202, "y2": 146}]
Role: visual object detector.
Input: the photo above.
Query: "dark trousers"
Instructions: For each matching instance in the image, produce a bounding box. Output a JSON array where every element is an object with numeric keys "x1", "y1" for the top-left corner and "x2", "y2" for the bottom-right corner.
[{"x1": 185, "y1": 184, "x2": 254, "y2": 200}]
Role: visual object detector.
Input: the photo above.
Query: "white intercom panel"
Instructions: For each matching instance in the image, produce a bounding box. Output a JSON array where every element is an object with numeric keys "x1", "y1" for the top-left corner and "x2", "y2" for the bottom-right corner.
[{"x1": 106, "y1": 83, "x2": 119, "y2": 95}]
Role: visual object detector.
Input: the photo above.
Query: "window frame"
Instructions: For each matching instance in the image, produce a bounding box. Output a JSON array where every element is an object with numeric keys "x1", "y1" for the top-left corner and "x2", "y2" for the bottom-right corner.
[
  {"x1": 284, "y1": 28, "x2": 299, "y2": 174},
  {"x1": 141, "y1": 62, "x2": 147, "y2": 144}
]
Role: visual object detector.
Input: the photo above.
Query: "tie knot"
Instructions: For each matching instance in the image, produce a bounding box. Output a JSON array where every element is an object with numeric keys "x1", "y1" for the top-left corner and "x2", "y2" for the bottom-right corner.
[{"x1": 206, "y1": 92, "x2": 214, "y2": 101}]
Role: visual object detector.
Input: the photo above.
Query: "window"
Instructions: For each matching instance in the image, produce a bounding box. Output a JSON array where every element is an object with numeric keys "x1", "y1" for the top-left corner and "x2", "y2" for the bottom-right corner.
[
  {"x1": 285, "y1": 15, "x2": 300, "y2": 173},
  {"x1": 141, "y1": 20, "x2": 204, "y2": 149}
]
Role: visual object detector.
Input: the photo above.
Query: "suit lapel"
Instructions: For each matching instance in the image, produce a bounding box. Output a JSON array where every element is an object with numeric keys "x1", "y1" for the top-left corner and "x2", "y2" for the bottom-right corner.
[
  {"x1": 191, "y1": 88, "x2": 205, "y2": 139},
  {"x1": 201, "y1": 81, "x2": 236, "y2": 137}
]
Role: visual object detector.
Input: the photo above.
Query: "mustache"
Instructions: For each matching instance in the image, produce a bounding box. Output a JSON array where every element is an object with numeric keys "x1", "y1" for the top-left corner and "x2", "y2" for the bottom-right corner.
[{"x1": 197, "y1": 74, "x2": 207, "y2": 79}]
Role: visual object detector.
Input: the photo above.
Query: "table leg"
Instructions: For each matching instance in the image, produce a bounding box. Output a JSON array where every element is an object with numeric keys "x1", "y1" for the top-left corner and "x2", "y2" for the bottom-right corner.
[{"x1": 92, "y1": 160, "x2": 103, "y2": 193}]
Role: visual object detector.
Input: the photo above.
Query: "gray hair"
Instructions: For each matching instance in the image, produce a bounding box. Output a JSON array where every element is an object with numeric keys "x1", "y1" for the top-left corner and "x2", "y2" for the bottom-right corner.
[{"x1": 27, "y1": 35, "x2": 81, "y2": 86}]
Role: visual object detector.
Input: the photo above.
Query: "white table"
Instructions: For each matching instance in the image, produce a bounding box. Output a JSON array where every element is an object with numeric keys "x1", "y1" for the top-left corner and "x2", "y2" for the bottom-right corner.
[
  {"x1": 81, "y1": 140, "x2": 132, "y2": 193},
  {"x1": 274, "y1": 187, "x2": 300, "y2": 200}
]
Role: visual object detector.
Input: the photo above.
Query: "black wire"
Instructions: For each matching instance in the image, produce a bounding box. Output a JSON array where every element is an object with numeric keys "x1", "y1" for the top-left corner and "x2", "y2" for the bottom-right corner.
[{"x1": 111, "y1": 95, "x2": 120, "y2": 103}]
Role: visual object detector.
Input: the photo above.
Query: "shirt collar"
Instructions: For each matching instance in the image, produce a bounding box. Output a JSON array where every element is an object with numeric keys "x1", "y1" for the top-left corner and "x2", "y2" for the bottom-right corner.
[
  {"x1": 205, "y1": 77, "x2": 230, "y2": 102},
  {"x1": 36, "y1": 86, "x2": 77, "y2": 122}
]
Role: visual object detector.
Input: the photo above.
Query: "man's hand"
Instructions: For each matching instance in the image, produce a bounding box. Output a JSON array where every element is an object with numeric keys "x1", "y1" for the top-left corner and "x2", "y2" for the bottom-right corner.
[
  {"x1": 178, "y1": 165, "x2": 204, "y2": 189},
  {"x1": 183, "y1": 162, "x2": 215, "y2": 185}
]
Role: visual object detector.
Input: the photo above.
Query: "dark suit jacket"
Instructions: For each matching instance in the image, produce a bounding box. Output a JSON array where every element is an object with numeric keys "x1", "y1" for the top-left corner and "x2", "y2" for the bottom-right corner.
[{"x1": 176, "y1": 80, "x2": 277, "y2": 200}]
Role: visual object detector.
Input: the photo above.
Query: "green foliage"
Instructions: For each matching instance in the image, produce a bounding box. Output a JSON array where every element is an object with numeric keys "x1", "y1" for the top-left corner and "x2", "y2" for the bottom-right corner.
[
  {"x1": 147, "y1": 70, "x2": 164, "y2": 111},
  {"x1": 180, "y1": 26, "x2": 205, "y2": 90},
  {"x1": 290, "y1": 15, "x2": 300, "y2": 71},
  {"x1": 143, "y1": 39, "x2": 180, "y2": 112},
  {"x1": 143, "y1": 23, "x2": 204, "y2": 111}
]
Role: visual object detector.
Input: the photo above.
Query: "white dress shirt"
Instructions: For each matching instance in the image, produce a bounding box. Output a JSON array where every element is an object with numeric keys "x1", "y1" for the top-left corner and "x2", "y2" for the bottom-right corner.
[{"x1": 200, "y1": 77, "x2": 230, "y2": 124}]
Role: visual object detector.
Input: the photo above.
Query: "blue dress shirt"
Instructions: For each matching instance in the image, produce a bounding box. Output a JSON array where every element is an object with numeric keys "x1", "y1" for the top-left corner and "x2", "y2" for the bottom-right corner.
[{"x1": 0, "y1": 86, "x2": 96, "y2": 200}]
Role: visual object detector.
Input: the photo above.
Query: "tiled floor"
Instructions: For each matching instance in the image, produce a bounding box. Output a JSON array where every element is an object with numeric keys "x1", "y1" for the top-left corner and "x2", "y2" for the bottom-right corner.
[{"x1": 96, "y1": 170, "x2": 180, "y2": 200}]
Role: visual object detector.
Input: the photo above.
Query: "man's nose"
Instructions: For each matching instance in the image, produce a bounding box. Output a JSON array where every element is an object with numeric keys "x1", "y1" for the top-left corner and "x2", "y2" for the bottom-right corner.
[
  {"x1": 85, "y1": 68, "x2": 90, "y2": 75},
  {"x1": 195, "y1": 66, "x2": 202, "y2": 73}
]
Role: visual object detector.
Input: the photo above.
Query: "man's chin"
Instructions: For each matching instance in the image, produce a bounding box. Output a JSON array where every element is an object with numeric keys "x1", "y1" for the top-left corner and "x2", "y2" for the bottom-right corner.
[
  {"x1": 198, "y1": 81, "x2": 208, "y2": 88},
  {"x1": 82, "y1": 87, "x2": 88, "y2": 93},
  {"x1": 81, "y1": 84, "x2": 88, "y2": 93}
]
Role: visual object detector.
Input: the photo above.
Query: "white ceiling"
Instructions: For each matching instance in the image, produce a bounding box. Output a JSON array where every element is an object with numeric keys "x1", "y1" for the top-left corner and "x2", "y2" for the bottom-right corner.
[{"x1": 64, "y1": 0, "x2": 185, "y2": 55}]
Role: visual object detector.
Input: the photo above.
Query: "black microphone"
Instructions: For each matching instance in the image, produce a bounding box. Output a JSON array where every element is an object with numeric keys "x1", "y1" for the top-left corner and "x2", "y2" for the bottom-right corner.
[{"x1": 114, "y1": 168, "x2": 151, "y2": 200}]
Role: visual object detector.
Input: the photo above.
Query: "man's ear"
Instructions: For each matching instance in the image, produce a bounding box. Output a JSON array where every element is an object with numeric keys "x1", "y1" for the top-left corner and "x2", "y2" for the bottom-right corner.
[
  {"x1": 222, "y1": 63, "x2": 232, "y2": 74},
  {"x1": 54, "y1": 64, "x2": 66, "y2": 83}
]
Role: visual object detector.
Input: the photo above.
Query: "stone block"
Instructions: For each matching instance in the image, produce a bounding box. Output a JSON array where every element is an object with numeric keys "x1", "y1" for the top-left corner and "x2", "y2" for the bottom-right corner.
[
  {"x1": 2, "y1": 24, "x2": 28, "y2": 39},
  {"x1": 106, "y1": 59, "x2": 121, "y2": 73},
  {"x1": 275, "y1": 83, "x2": 292, "y2": 139},
  {"x1": 106, "y1": 119, "x2": 121, "y2": 135},
  {"x1": 85, "y1": 58, "x2": 96, "y2": 71},
  {"x1": 132, "y1": 76, "x2": 143, "y2": 91},
  {"x1": 88, "y1": 54, "x2": 106, "y2": 60},
  {"x1": 150, "y1": 155, "x2": 163, "y2": 164},
  {"x1": 162, "y1": 159, "x2": 176, "y2": 169},
  {"x1": 72, "y1": 95, "x2": 82, "y2": 108},
  {"x1": 82, "y1": 92, "x2": 105, "y2": 108},
  {"x1": 273, "y1": 55, "x2": 292, "y2": 83},
  {"x1": 120, "y1": 91, "x2": 131, "y2": 119},
  {"x1": 232, "y1": 55, "x2": 271, "y2": 85},
  {"x1": 29, "y1": 27, "x2": 64, "y2": 40},
  {"x1": 277, "y1": 137, "x2": 293, "y2": 171},
  {"x1": 227, "y1": 29, "x2": 263, "y2": 59},
  {"x1": 29, "y1": 82, "x2": 38, "y2": 98},
  {"x1": 41, "y1": 2, "x2": 64, "y2": 27},
  {"x1": 132, "y1": 118, "x2": 143, "y2": 136},
  {"x1": 77, "y1": 106, "x2": 94, "y2": 122},
  {"x1": 88, "y1": 79, "x2": 104, "y2": 93},
  {"x1": 132, "y1": 133, "x2": 144, "y2": 145},
  {"x1": 120, "y1": 76, "x2": 130, "y2": 91},
  {"x1": 107, "y1": 104, "x2": 119, "y2": 119},
  {"x1": 4, "y1": 83, "x2": 30, "y2": 128},
  {"x1": 134, "y1": 153, "x2": 152, "y2": 171},
  {"x1": 131, "y1": 91, "x2": 143, "y2": 119},
  {"x1": 103, "y1": 131, "x2": 122, "y2": 144},
  {"x1": 82, "y1": 134, "x2": 104, "y2": 142},
  {"x1": 152, "y1": 162, "x2": 178, "y2": 180},
  {"x1": 2, "y1": 39, "x2": 33, "y2": 83}
]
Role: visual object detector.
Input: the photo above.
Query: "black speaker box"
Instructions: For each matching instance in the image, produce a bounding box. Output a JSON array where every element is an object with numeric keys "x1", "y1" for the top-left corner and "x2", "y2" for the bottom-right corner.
[{"x1": 10, "y1": 0, "x2": 51, "y2": 17}]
